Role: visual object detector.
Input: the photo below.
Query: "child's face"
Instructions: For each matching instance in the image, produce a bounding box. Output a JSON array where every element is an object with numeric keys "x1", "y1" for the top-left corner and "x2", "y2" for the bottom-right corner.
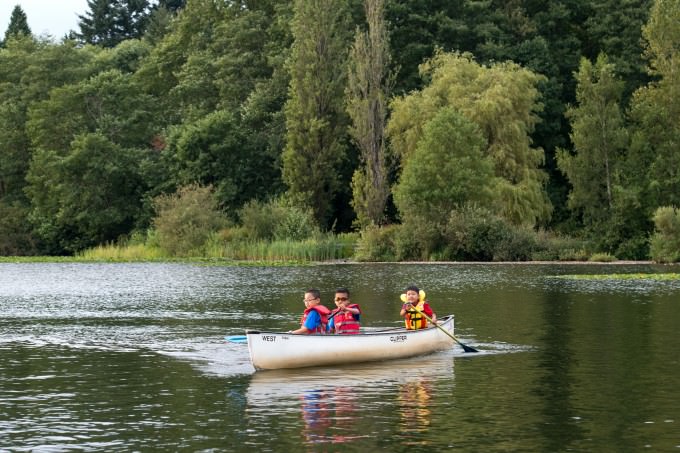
[
  {"x1": 304, "y1": 293, "x2": 318, "y2": 307},
  {"x1": 334, "y1": 293, "x2": 349, "y2": 308},
  {"x1": 405, "y1": 290, "x2": 419, "y2": 303}
]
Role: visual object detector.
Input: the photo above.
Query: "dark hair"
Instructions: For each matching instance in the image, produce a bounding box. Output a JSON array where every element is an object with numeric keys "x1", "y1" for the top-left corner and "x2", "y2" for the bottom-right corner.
[
  {"x1": 305, "y1": 288, "x2": 321, "y2": 299},
  {"x1": 335, "y1": 287, "x2": 350, "y2": 297},
  {"x1": 405, "y1": 285, "x2": 420, "y2": 293}
]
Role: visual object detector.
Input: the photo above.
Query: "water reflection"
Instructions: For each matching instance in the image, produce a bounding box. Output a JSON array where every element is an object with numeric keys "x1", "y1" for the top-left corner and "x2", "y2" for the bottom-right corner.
[{"x1": 245, "y1": 353, "x2": 454, "y2": 448}]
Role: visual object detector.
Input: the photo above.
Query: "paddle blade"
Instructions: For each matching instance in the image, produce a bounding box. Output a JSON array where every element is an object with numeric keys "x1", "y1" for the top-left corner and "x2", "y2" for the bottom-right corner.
[
  {"x1": 225, "y1": 335, "x2": 247, "y2": 343},
  {"x1": 459, "y1": 342, "x2": 479, "y2": 353}
]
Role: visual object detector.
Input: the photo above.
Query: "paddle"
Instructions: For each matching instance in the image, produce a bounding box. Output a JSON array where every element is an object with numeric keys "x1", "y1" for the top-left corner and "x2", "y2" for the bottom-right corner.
[
  {"x1": 225, "y1": 335, "x2": 247, "y2": 343},
  {"x1": 406, "y1": 303, "x2": 479, "y2": 353}
]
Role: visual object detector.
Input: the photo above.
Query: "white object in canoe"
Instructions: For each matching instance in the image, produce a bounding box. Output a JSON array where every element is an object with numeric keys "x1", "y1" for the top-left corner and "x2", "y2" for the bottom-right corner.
[{"x1": 246, "y1": 315, "x2": 455, "y2": 370}]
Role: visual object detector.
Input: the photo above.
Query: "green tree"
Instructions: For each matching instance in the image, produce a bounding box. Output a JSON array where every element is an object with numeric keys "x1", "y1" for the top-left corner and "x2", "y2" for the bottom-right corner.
[
  {"x1": 282, "y1": 0, "x2": 352, "y2": 228},
  {"x1": 78, "y1": 0, "x2": 152, "y2": 47},
  {"x1": 388, "y1": 51, "x2": 551, "y2": 226},
  {"x1": 25, "y1": 133, "x2": 147, "y2": 253},
  {"x1": 346, "y1": 0, "x2": 391, "y2": 227},
  {"x1": 393, "y1": 107, "x2": 496, "y2": 226},
  {"x1": 628, "y1": 0, "x2": 680, "y2": 209},
  {"x1": 3, "y1": 5, "x2": 32, "y2": 43},
  {"x1": 556, "y1": 54, "x2": 628, "y2": 229}
]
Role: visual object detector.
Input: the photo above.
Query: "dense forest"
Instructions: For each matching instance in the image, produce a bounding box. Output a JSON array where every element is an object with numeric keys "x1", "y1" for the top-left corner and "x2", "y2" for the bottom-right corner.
[{"x1": 1, "y1": 0, "x2": 679, "y2": 262}]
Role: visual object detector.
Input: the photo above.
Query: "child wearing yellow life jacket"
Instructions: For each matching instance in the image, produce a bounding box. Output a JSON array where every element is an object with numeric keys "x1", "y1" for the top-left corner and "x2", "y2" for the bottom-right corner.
[{"x1": 399, "y1": 285, "x2": 437, "y2": 330}]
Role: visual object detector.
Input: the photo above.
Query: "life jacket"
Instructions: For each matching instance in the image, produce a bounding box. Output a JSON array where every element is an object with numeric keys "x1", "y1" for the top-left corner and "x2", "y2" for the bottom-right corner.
[
  {"x1": 332, "y1": 304, "x2": 361, "y2": 334},
  {"x1": 404, "y1": 301, "x2": 428, "y2": 330},
  {"x1": 300, "y1": 304, "x2": 331, "y2": 334}
]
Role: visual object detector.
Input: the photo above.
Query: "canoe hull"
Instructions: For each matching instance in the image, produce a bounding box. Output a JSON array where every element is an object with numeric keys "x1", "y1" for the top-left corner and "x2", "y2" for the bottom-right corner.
[{"x1": 246, "y1": 315, "x2": 455, "y2": 370}]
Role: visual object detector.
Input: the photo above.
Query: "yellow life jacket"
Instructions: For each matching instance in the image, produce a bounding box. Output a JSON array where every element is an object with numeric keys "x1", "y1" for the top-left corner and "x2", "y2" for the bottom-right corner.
[
  {"x1": 403, "y1": 300, "x2": 427, "y2": 330},
  {"x1": 400, "y1": 290, "x2": 428, "y2": 330}
]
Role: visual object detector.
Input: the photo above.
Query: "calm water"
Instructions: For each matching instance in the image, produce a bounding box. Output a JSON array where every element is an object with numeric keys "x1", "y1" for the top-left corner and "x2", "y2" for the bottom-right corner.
[{"x1": 1, "y1": 262, "x2": 679, "y2": 452}]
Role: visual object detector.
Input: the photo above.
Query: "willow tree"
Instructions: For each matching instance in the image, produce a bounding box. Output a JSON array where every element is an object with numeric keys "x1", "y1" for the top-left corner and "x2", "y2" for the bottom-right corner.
[
  {"x1": 346, "y1": 0, "x2": 391, "y2": 227},
  {"x1": 282, "y1": 0, "x2": 352, "y2": 228},
  {"x1": 388, "y1": 51, "x2": 551, "y2": 226},
  {"x1": 556, "y1": 54, "x2": 628, "y2": 228}
]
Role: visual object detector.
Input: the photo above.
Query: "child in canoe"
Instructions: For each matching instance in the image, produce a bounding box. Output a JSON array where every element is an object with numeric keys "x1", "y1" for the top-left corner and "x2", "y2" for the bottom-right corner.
[
  {"x1": 289, "y1": 288, "x2": 331, "y2": 334},
  {"x1": 399, "y1": 285, "x2": 437, "y2": 329},
  {"x1": 328, "y1": 287, "x2": 361, "y2": 334}
]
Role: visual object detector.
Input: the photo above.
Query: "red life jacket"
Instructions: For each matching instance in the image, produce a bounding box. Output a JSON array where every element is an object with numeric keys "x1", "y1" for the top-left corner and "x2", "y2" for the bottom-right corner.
[
  {"x1": 332, "y1": 304, "x2": 361, "y2": 334},
  {"x1": 300, "y1": 304, "x2": 331, "y2": 334}
]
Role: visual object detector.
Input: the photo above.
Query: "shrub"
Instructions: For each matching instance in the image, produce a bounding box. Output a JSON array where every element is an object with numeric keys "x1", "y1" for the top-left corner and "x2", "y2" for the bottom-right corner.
[
  {"x1": 152, "y1": 184, "x2": 227, "y2": 257},
  {"x1": 354, "y1": 225, "x2": 398, "y2": 261},
  {"x1": 589, "y1": 252, "x2": 617, "y2": 262},
  {"x1": 442, "y1": 205, "x2": 532, "y2": 261},
  {"x1": 239, "y1": 198, "x2": 319, "y2": 241},
  {"x1": 650, "y1": 206, "x2": 680, "y2": 263},
  {"x1": 394, "y1": 219, "x2": 442, "y2": 261}
]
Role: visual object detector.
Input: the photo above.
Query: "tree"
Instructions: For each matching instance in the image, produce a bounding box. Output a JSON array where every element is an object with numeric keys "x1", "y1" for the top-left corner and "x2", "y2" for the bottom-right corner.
[
  {"x1": 346, "y1": 0, "x2": 391, "y2": 227},
  {"x1": 393, "y1": 107, "x2": 496, "y2": 226},
  {"x1": 388, "y1": 51, "x2": 551, "y2": 226},
  {"x1": 282, "y1": 0, "x2": 353, "y2": 228},
  {"x1": 78, "y1": 0, "x2": 152, "y2": 48},
  {"x1": 2, "y1": 5, "x2": 31, "y2": 44},
  {"x1": 25, "y1": 133, "x2": 147, "y2": 253},
  {"x1": 628, "y1": 0, "x2": 680, "y2": 209},
  {"x1": 556, "y1": 54, "x2": 628, "y2": 228}
]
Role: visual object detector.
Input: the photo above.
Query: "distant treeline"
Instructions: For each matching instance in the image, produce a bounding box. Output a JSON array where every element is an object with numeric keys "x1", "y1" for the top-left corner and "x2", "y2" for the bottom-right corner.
[{"x1": 1, "y1": 0, "x2": 679, "y2": 262}]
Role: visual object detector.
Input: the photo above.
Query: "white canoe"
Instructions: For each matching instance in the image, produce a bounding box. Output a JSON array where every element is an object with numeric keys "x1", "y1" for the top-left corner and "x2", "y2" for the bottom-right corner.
[{"x1": 246, "y1": 315, "x2": 455, "y2": 370}]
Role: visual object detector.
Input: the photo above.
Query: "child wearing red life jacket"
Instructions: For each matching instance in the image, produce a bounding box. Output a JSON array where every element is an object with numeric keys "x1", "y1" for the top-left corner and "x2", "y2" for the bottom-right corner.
[
  {"x1": 328, "y1": 287, "x2": 361, "y2": 334},
  {"x1": 290, "y1": 288, "x2": 331, "y2": 334},
  {"x1": 399, "y1": 285, "x2": 436, "y2": 330}
]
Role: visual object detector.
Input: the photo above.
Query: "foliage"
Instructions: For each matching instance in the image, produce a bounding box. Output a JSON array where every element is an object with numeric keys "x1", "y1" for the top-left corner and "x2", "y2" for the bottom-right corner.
[
  {"x1": 3, "y1": 5, "x2": 31, "y2": 42},
  {"x1": 556, "y1": 54, "x2": 628, "y2": 231},
  {"x1": 442, "y1": 205, "x2": 536, "y2": 261},
  {"x1": 152, "y1": 184, "x2": 227, "y2": 257},
  {"x1": 0, "y1": 200, "x2": 36, "y2": 255},
  {"x1": 347, "y1": 0, "x2": 391, "y2": 227},
  {"x1": 78, "y1": 0, "x2": 153, "y2": 48},
  {"x1": 25, "y1": 133, "x2": 147, "y2": 253},
  {"x1": 393, "y1": 107, "x2": 496, "y2": 226},
  {"x1": 353, "y1": 224, "x2": 398, "y2": 261},
  {"x1": 388, "y1": 51, "x2": 551, "y2": 226},
  {"x1": 238, "y1": 197, "x2": 319, "y2": 241},
  {"x1": 282, "y1": 0, "x2": 353, "y2": 228},
  {"x1": 649, "y1": 206, "x2": 680, "y2": 263}
]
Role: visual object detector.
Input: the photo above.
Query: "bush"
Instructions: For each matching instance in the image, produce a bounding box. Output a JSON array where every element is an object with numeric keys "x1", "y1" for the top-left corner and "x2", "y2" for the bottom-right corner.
[
  {"x1": 394, "y1": 219, "x2": 442, "y2": 261},
  {"x1": 152, "y1": 184, "x2": 227, "y2": 257},
  {"x1": 239, "y1": 198, "x2": 319, "y2": 241},
  {"x1": 354, "y1": 225, "x2": 398, "y2": 261},
  {"x1": 442, "y1": 205, "x2": 535, "y2": 261},
  {"x1": 650, "y1": 206, "x2": 680, "y2": 263}
]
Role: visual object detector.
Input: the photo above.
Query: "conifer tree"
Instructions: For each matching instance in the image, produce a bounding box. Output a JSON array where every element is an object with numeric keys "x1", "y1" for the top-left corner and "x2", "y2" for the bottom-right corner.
[{"x1": 3, "y1": 5, "x2": 32, "y2": 44}]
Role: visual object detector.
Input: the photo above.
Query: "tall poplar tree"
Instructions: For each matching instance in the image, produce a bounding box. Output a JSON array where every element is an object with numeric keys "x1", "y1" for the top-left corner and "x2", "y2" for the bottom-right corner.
[
  {"x1": 346, "y1": 0, "x2": 391, "y2": 227},
  {"x1": 282, "y1": 0, "x2": 352, "y2": 227}
]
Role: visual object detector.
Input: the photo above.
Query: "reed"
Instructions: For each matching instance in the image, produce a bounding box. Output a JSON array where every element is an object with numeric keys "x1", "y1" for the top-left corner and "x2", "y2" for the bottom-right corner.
[{"x1": 76, "y1": 243, "x2": 168, "y2": 261}]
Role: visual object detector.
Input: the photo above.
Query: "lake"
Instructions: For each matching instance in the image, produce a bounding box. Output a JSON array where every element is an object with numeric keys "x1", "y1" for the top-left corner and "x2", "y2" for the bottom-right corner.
[{"x1": 1, "y1": 262, "x2": 679, "y2": 451}]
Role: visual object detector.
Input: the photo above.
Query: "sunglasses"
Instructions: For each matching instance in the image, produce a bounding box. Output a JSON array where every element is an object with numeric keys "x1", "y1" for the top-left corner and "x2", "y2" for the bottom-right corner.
[{"x1": 335, "y1": 296, "x2": 349, "y2": 301}]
